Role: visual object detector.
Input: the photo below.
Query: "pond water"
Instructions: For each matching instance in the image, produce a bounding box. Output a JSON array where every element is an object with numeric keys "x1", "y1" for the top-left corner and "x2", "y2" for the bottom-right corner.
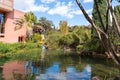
[{"x1": 0, "y1": 50, "x2": 120, "y2": 80}]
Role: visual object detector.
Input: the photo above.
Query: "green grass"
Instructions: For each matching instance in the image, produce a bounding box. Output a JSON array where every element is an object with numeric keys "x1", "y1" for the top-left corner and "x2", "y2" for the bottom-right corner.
[{"x1": 0, "y1": 42, "x2": 41, "y2": 58}]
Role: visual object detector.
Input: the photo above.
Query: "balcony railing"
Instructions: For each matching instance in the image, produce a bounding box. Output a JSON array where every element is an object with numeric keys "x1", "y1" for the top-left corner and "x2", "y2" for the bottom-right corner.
[{"x1": 0, "y1": 0, "x2": 13, "y2": 12}]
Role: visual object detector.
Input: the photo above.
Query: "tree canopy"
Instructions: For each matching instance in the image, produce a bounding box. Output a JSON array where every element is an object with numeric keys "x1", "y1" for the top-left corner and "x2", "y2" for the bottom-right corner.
[{"x1": 38, "y1": 17, "x2": 53, "y2": 31}]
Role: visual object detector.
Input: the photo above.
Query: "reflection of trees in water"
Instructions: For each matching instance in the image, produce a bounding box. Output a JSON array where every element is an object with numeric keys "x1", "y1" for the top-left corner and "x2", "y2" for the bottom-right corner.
[
  {"x1": 10, "y1": 50, "x2": 120, "y2": 79},
  {"x1": 0, "y1": 68, "x2": 4, "y2": 80},
  {"x1": 13, "y1": 72, "x2": 24, "y2": 80},
  {"x1": 24, "y1": 61, "x2": 36, "y2": 80}
]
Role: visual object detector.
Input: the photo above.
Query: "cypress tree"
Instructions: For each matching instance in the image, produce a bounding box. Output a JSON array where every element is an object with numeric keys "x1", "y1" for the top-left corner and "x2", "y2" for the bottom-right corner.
[
  {"x1": 92, "y1": 0, "x2": 110, "y2": 28},
  {"x1": 114, "y1": 5, "x2": 120, "y2": 26},
  {"x1": 91, "y1": 0, "x2": 111, "y2": 52}
]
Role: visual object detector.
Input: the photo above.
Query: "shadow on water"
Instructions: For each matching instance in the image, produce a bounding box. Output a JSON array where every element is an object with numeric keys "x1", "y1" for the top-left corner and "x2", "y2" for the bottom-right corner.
[{"x1": 0, "y1": 49, "x2": 120, "y2": 80}]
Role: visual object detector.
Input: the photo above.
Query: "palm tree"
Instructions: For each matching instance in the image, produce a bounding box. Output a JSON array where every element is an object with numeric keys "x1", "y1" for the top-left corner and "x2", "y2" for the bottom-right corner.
[{"x1": 24, "y1": 11, "x2": 37, "y2": 37}]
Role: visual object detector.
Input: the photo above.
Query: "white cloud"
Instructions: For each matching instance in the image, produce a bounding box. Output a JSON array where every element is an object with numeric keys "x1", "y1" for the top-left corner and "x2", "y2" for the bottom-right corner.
[
  {"x1": 14, "y1": 0, "x2": 49, "y2": 12},
  {"x1": 48, "y1": 1, "x2": 93, "y2": 19},
  {"x1": 83, "y1": 0, "x2": 93, "y2": 3},
  {"x1": 14, "y1": 0, "x2": 93, "y2": 19},
  {"x1": 48, "y1": 1, "x2": 74, "y2": 18},
  {"x1": 40, "y1": 0, "x2": 56, "y2": 3},
  {"x1": 48, "y1": 1, "x2": 87, "y2": 18}
]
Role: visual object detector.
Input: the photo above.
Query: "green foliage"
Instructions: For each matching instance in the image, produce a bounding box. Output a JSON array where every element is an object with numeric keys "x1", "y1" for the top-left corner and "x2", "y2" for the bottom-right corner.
[
  {"x1": 73, "y1": 26, "x2": 91, "y2": 44},
  {"x1": 45, "y1": 25, "x2": 92, "y2": 50},
  {"x1": 109, "y1": 5, "x2": 120, "y2": 48},
  {"x1": 76, "y1": 45, "x2": 84, "y2": 51},
  {"x1": 59, "y1": 20, "x2": 68, "y2": 34},
  {"x1": 92, "y1": 0, "x2": 110, "y2": 28},
  {"x1": 91, "y1": 0, "x2": 110, "y2": 52},
  {"x1": 12, "y1": 49, "x2": 41, "y2": 61},
  {"x1": 24, "y1": 12, "x2": 37, "y2": 37},
  {"x1": 26, "y1": 33, "x2": 42, "y2": 43},
  {"x1": 45, "y1": 33, "x2": 62, "y2": 49},
  {"x1": 0, "y1": 42, "x2": 40, "y2": 57},
  {"x1": 59, "y1": 33, "x2": 80, "y2": 48},
  {"x1": 84, "y1": 39, "x2": 101, "y2": 52},
  {"x1": 38, "y1": 17, "x2": 53, "y2": 31},
  {"x1": 114, "y1": 5, "x2": 120, "y2": 26},
  {"x1": 33, "y1": 33, "x2": 42, "y2": 43},
  {"x1": 24, "y1": 11, "x2": 37, "y2": 25},
  {"x1": 0, "y1": 43, "x2": 11, "y2": 54}
]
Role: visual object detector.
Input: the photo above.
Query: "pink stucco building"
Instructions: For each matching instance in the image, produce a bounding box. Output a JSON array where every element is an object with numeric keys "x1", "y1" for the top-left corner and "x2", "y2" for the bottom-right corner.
[{"x1": 0, "y1": 0, "x2": 26, "y2": 43}]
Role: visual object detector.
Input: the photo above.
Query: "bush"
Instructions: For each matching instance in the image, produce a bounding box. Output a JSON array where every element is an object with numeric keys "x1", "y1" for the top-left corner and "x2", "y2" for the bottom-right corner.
[
  {"x1": 0, "y1": 43, "x2": 11, "y2": 54},
  {"x1": 59, "y1": 33, "x2": 80, "y2": 48},
  {"x1": 45, "y1": 33, "x2": 62, "y2": 49}
]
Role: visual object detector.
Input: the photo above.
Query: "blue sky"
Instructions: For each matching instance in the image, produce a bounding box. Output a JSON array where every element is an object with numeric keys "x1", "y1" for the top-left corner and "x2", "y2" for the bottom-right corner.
[{"x1": 14, "y1": 0, "x2": 119, "y2": 27}]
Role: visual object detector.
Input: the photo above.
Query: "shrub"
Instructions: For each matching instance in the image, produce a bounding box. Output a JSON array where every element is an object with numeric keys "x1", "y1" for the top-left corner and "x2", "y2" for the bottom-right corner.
[
  {"x1": 45, "y1": 33, "x2": 62, "y2": 49},
  {"x1": 59, "y1": 33, "x2": 80, "y2": 48},
  {"x1": 0, "y1": 43, "x2": 11, "y2": 54}
]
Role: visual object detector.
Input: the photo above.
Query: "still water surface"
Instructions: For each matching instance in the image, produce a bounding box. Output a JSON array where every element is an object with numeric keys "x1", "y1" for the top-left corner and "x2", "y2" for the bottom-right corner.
[{"x1": 0, "y1": 50, "x2": 120, "y2": 80}]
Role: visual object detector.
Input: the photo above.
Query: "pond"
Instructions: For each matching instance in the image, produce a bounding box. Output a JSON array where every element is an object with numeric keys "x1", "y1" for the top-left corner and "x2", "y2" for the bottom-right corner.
[{"x1": 0, "y1": 49, "x2": 120, "y2": 80}]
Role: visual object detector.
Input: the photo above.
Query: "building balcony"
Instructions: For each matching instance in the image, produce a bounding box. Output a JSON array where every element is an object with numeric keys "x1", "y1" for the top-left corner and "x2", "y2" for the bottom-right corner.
[{"x1": 0, "y1": 0, "x2": 13, "y2": 12}]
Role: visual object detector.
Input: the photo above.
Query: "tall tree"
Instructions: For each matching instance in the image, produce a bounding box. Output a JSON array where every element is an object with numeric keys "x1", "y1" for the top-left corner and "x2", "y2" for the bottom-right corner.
[
  {"x1": 92, "y1": 0, "x2": 111, "y2": 52},
  {"x1": 92, "y1": 0, "x2": 110, "y2": 30},
  {"x1": 59, "y1": 20, "x2": 68, "y2": 34},
  {"x1": 38, "y1": 17, "x2": 53, "y2": 31},
  {"x1": 110, "y1": 5, "x2": 120, "y2": 51},
  {"x1": 92, "y1": 0, "x2": 111, "y2": 33},
  {"x1": 24, "y1": 11, "x2": 37, "y2": 28},
  {"x1": 24, "y1": 11, "x2": 37, "y2": 36},
  {"x1": 75, "y1": 0, "x2": 120, "y2": 67},
  {"x1": 114, "y1": 5, "x2": 120, "y2": 26}
]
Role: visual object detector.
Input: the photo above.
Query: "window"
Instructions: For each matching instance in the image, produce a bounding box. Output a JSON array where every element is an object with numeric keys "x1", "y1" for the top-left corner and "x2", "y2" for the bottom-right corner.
[
  {"x1": 0, "y1": 13, "x2": 5, "y2": 33},
  {"x1": 18, "y1": 36, "x2": 24, "y2": 42}
]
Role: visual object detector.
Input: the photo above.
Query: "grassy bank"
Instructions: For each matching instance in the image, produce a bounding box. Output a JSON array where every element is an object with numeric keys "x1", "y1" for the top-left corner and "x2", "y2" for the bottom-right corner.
[{"x1": 0, "y1": 42, "x2": 41, "y2": 58}]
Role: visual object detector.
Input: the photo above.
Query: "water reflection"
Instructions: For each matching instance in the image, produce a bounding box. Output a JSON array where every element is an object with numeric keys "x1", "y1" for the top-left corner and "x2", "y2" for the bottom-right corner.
[
  {"x1": 1, "y1": 61, "x2": 25, "y2": 80},
  {"x1": 36, "y1": 62, "x2": 91, "y2": 80},
  {"x1": 0, "y1": 50, "x2": 120, "y2": 80},
  {"x1": 1, "y1": 61, "x2": 91, "y2": 80}
]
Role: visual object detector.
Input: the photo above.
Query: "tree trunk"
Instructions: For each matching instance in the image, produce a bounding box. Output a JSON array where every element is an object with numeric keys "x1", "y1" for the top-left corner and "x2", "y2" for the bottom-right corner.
[{"x1": 75, "y1": 0, "x2": 120, "y2": 67}]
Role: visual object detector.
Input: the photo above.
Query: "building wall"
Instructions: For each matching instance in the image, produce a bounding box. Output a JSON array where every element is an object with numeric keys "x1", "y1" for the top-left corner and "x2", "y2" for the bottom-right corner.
[
  {"x1": 0, "y1": 0, "x2": 13, "y2": 12},
  {"x1": 0, "y1": 9, "x2": 26, "y2": 43}
]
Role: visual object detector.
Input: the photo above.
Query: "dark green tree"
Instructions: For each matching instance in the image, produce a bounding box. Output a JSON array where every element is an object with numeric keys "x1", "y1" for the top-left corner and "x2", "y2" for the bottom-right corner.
[
  {"x1": 38, "y1": 17, "x2": 53, "y2": 31},
  {"x1": 114, "y1": 5, "x2": 120, "y2": 25},
  {"x1": 92, "y1": 0, "x2": 111, "y2": 53},
  {"x1": 110, "y1": 5, "x2": 120, "y2": 51},
  {"x1": 92, "y1": 0, "x2": 111, "y2": 34}
]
